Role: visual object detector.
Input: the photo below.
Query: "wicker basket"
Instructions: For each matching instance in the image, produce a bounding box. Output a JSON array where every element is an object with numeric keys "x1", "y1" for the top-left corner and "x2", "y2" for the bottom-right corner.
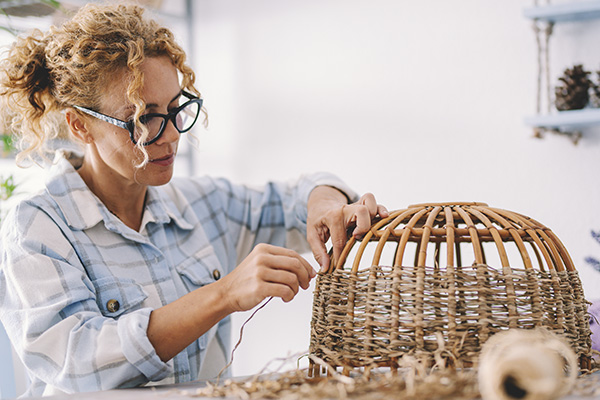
[{"x1": 309, "y1": 202, "x2": 593, "y2": 376}]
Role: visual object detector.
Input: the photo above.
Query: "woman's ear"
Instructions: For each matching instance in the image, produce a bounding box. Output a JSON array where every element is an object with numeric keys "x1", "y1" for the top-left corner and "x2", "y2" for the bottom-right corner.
[{"x1": 65, "y1": 108, "x2": 93, "y2": 143}]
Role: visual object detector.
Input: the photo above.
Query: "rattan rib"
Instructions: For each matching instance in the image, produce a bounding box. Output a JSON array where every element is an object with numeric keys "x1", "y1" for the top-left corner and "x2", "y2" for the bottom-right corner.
[{"x1": 309, "y1": 202, "x2": 592, "y2": 377}]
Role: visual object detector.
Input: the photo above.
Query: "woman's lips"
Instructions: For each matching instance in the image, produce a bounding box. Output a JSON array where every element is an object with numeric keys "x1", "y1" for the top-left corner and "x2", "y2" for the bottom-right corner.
[{"x1": 150, "y1": 153, "x2": 175, "y2": 166}]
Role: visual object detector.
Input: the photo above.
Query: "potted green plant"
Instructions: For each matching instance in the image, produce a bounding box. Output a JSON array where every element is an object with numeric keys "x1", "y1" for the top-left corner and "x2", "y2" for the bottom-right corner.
[
  {"x1": 0, "y1": 134, "x2": 16, "y2": 223},
  {"x1": 0, "y1": 1, "x2": 64, "y2": 222}
]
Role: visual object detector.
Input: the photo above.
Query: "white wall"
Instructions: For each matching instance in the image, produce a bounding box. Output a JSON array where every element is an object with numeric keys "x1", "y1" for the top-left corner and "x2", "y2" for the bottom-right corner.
[{"x1": 188, "y1": 0, "x2": 600, "y2": 376}]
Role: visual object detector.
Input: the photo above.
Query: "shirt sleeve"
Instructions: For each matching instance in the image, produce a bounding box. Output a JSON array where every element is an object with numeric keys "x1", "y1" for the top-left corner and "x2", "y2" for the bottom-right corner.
[
  {"x1": 0, "y1": 202, "x2": 171, "y2": 394},
  {"x1": 210, "y1": 172, "x2": 358, "y2": 265}
]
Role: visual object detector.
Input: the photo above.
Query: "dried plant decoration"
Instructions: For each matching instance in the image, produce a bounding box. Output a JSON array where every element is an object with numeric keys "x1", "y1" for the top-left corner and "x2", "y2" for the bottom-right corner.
[
  {"x1": 191, "y1": 354, "x2": 481, "y2": 400},
  {"x1": 185, "y1": 351, "x2": 599, "y2": 400},
  {"x1": 555, "y1": 64, "x2": 592, "y2": 111}
]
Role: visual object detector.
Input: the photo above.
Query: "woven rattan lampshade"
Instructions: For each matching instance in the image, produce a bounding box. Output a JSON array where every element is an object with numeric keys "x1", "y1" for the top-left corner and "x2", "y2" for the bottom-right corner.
[{"x1": 309, "y1": 202, "x2": 592, "y2": 376}]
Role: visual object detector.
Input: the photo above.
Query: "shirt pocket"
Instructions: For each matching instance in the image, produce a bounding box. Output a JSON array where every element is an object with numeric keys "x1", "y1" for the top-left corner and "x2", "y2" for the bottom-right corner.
[
  {"x1": 92, "y1": 276, "x2": 149, "y2": 318},
  {"x1": 175, "y1": 245, "x2": 224, "y2": 290}
]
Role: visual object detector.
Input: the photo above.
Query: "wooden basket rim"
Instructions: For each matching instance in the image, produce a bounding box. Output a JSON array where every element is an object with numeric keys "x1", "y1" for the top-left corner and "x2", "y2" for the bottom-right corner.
[
  {"x1": 408, "y1": 201, "x2": 489, "y2": 207},
  {"x1": 326, "y1": 202, "x2": 575, "y2": 274}
]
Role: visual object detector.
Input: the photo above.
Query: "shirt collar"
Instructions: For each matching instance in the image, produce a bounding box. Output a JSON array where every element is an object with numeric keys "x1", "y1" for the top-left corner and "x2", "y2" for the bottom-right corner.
[
  {"x1": 45, "y1": 150, "x2": 194, "y2": 232},
  {"x1": 45, "y1": 150, "x2": 105, "y2": 231},
  {"x1": 143, "y1": 185, "x2": 195, "y2": 231}
]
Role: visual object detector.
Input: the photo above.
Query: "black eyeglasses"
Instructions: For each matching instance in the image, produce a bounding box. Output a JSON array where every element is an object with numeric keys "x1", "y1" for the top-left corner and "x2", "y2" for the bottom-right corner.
[{"x1": 74, "y1": 91, "x2": 203, "y2": 146}]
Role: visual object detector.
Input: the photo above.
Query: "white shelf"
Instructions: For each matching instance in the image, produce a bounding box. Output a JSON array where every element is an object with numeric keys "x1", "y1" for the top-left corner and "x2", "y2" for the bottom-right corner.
[
  {"x1": 524, "y1": 108, "x2": 600, "y2": 128},
  {"x1": 0, "y1": 1, "x2": 56, "y2": 17},
  {"x1": 523, "y1": 2, "x2": 600, "y2": 134},
  {"x1": 523, "y1": 0, "x2": 600, "y2": 23}
]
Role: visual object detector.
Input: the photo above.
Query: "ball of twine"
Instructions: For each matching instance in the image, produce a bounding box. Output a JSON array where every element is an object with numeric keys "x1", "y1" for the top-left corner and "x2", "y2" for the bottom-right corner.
[{"x1": 478, "y1": 328, "x2": 578, "y2": 400}]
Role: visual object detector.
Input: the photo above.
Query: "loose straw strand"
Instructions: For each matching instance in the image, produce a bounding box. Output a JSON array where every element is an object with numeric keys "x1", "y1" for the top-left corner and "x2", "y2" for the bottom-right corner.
[{"x1": 216, "y1": 296, "x2": 274, "y2": 382}]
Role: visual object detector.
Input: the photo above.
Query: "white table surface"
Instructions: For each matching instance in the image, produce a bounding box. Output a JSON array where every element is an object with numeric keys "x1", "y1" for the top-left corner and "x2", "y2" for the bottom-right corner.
[{"x1": 12, "y1": 371, "x2": 599, "y2": 400}]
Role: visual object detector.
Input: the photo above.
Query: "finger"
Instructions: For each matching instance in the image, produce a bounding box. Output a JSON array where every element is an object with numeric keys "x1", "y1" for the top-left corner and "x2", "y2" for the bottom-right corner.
[
  {"x1": 378, "y1": 204, "x2": 390, "y2": 218},
  {"x1": 259, "y1": 281, "x2": 296, "y2": 303},
  {"x1": 254, "y1": 243, "x2": 307, "y2": 264},
  {"x1": 307, "y1": 226, "x2": 330, "y2": 272},
  {"x1": 265, "y1": 254, "x2": 312, "y2": 289},
  {"x1": 329, "y1": 208, "x2": 349, "y2": 271},
  {"x1": 265, "y1": 246, "x2": 316, "y2": 281},
  {"x1": 359, "y1": 193, "x2": 389, "y2": 219},
  {"x1": 259, "y1": 268, "x2": 301, "y2": 295},
  {"x1": 360, "y1": 193, "x2": 379, "y2": 217},
  {"x1": 350, "y1": 205, "x2": 372, "y2": 238}
]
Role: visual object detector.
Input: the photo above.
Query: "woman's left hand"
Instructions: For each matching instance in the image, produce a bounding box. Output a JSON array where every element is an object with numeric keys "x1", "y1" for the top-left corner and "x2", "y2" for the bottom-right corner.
[{"x1": 306, "y1": 186, "x2": 388, "y2": 272}]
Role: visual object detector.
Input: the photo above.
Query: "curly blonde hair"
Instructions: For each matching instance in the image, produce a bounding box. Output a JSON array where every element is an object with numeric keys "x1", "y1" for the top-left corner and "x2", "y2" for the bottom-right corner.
[{"x1": 0, "y1": 3, "x2": 202, "y2": 167}]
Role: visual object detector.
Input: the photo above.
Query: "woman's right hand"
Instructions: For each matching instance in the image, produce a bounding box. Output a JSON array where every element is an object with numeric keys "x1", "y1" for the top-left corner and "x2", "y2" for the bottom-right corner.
[
  {"x1": 149, "y1": 243, "x2": 315, "y2": 362},
  {"x1": 219, "y1": 243, "x2": 316, "y2": 313}
]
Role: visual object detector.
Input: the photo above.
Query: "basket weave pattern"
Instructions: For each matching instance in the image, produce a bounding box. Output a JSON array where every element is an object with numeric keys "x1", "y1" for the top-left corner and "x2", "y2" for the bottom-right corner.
[{"x1": 309, "y1": 202, "x2": 592, "y2": 375}]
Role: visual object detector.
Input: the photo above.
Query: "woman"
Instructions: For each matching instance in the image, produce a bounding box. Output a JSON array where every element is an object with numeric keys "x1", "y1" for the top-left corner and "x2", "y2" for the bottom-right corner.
[{"x1": 0, "y1": 3, "x2": 386, "y2": 396}]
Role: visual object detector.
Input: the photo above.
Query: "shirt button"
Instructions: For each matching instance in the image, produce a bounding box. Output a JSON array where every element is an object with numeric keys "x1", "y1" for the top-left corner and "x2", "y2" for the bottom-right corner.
[
  {"x1": 107, "y1": 299, "x2": 120, "y2": 313},
  {"x1": 212, "y1": 269, "x2": 221, "y2": 280}
]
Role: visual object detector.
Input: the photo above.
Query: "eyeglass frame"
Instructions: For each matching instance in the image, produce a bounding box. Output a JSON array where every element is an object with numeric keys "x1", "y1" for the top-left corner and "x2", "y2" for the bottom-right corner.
[{"x1": 73, "y1": 90, "x2": 203, "y2": 146}]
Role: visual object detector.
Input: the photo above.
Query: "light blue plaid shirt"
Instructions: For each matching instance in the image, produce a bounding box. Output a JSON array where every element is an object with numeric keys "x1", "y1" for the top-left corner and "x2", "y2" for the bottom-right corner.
[{"x1": 0, "y1": 151, "x2": 356, "y2": 396}]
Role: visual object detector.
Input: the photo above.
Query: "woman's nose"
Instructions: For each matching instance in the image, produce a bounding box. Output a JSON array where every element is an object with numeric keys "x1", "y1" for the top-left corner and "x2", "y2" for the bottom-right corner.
[{"x1": 155, "y1": 119, "x2": 180, "y2": 145}]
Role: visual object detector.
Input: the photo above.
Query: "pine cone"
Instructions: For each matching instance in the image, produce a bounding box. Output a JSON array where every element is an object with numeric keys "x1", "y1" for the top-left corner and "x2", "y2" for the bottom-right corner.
[
  {"x1": 554, "y1": 64, "x2": 591, "y2": 111},
  {"x1": 590, "y1": 70, "x2": 600, "y2": 108}
]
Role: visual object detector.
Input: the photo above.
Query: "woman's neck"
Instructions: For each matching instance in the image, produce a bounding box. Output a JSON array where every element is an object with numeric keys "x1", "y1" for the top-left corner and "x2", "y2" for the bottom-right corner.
[{"x1": 77, "y1": 158, "x2": 148, "y2": 232}]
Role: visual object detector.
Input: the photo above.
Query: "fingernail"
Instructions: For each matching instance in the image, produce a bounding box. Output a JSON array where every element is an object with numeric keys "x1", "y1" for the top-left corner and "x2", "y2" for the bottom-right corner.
[{"x1": 353, "y1": 230, "x2": 365, "y2": 240}]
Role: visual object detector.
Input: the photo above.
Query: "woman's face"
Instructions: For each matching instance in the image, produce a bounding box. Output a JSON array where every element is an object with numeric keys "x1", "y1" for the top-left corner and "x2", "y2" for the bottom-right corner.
[{"x1": 85, "y1": 55, "x2": 182, "y2": 187}]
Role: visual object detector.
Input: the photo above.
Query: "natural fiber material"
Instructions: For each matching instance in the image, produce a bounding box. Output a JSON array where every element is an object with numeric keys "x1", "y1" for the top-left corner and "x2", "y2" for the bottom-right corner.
[
  {"x1": 185, "y1": 359, "x2": 600, "y2": 400},
  {"x1": 309, "y1": 202, "x2": 593, "y2": 376},
  {"x1": 191, "y1": 356, "x2": 481, "y2": 400},
  {"x1": 478, "y1": 328, "x2": 577, "y2": 400}
]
